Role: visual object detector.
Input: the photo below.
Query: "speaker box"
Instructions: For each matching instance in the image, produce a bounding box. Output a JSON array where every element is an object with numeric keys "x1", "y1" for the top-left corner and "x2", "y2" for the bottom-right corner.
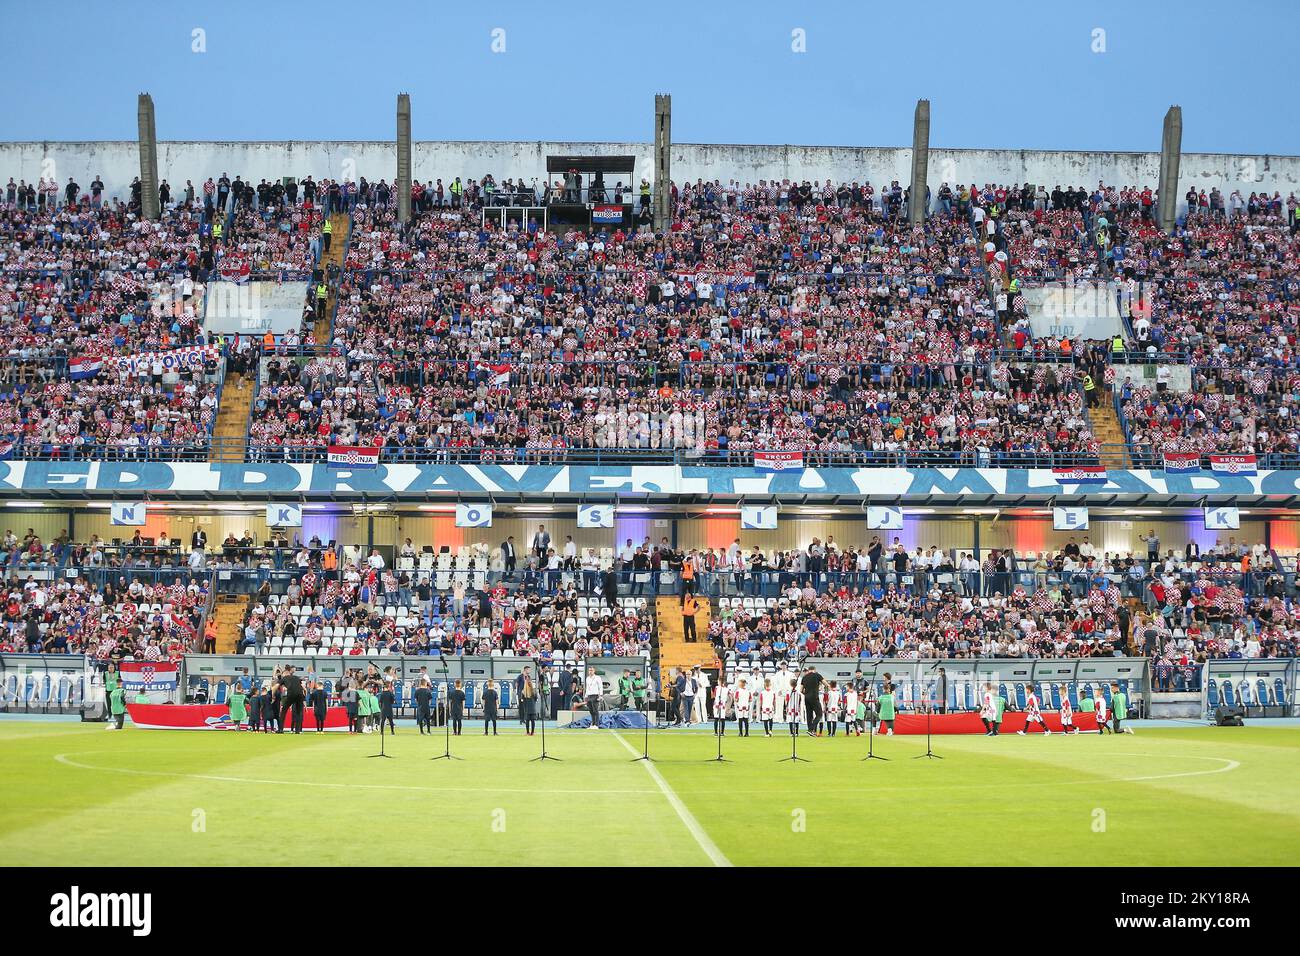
[{"x1": 1213, "y1": 706, "x2": 1245, "y2": 727}]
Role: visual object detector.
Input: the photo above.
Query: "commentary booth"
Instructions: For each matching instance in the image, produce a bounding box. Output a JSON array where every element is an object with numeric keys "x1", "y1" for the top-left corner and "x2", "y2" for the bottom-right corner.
[{"x1": 483, "y1": 154, "x2": 638, "y2": 233}]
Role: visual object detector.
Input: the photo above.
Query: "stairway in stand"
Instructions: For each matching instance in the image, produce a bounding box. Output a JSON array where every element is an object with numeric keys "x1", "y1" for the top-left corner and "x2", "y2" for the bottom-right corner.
[
  {"x1": 211, "y1": 369, "x2": 252, "y2": 461},
  {"x1": 211, "y1": 593, "x2": 252, "y2": 654},
  {"x1": 654, "y1": 595, "x2": 715, "y2": 687},
  {"x1": 1087, "y1": 388, "x2": 1131, "y2": 468},
  {"x1": 313, "y1": 211, "x2": 350, "y2": 345}
]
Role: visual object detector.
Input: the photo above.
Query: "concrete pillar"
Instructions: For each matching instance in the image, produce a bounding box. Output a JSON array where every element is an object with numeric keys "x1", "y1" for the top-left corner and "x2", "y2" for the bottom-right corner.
[
  {"x1": 396, "y1": 93, "x2": 412, "y2": 224},
  {"x1": 908, "y1": 99, "x2": 931, "y2": 225},
  {"x1": 653, "y1": 94, "x2": 672, "y2": 232},
  {"x1": 137, "y1": 93, "x2": 160, "y2": 220},
  {"x1": 1157, "y1": 106, "x2": 1183, "y2": 233}
]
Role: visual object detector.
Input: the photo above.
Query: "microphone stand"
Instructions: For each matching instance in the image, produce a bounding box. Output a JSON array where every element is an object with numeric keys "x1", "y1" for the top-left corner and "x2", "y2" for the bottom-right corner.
[
  {"x1": 367, "y1": 679, "x2": 392, "y2": 759},
  {"x1": 705, "y1": 676, "x2": 729, "y2": 763},
  {"x1": 632, "y1": 665, "x2": 653, "y2": 762},
  {"x1": 913, "y1": 660, "x2": 943, "y2": 759},
  {"x1": 862, "y1": 660, "x2": 887, "y2": 761},
  {"x1": 430, "y1": 655, "x2": 461, "y2": 761},
  {"x1": 780, "y1": 654, "x2": 811, "y2": 762},
  {"x1": 530, "y1": 658, "x2": 560, "y2": 762}
]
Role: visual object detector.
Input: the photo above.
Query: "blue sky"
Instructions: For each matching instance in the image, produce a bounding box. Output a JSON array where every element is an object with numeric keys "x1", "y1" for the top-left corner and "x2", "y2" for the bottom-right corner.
[{"x1": 3, "y1": 0, "x2": 1297, "y2": 154}]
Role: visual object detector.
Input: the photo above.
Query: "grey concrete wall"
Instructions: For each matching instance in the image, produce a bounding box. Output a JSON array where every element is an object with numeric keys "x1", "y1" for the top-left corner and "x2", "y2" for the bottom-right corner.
[{"x1": 5, "y1": 140, "x2": 1299, "y2": 218}]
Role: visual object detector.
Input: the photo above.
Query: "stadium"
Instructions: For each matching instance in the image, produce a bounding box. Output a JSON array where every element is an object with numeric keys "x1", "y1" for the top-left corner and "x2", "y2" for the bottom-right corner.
[{"x1": 1, "y1": 7, "x2": 1298, "y2": 903}]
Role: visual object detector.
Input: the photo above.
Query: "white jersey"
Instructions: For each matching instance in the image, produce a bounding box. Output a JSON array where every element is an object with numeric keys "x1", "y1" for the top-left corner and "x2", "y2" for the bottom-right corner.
[
  {"x1": 733, "y1": 686, "x2": 752, "y2": 719},
  {"x1": 712, "y1": 685, "x2": 731, "y2": 720},
  {"x1": 980, "y1": 690, "x2": 997, "y2": 720},
  {"x1": 758, "y1": 689, "x2": 777, "y2": 719},
  {"x1": 823, "y1": 689, "x2": 841, "y2": 720},
  {"x1": 785, "y1": 688, "x2": 804, "y2": 723},
  {"x1": 844, "y1": 689, "x2": 859, "y2": 720},
  {"x1": 1059, "y1": 697, "x2": 1074, "y2": 725},
  {"x1": 1025, "y1": 692, "x2": 1044, "y2": 723},
  {"x1": 773, "y1": 669, "x2": 794, "y2": 720}
]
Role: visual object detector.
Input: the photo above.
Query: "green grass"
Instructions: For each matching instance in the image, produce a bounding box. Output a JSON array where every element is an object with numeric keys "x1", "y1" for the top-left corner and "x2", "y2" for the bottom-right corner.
[{"x1": 1, "y1": 722, "x2": 1297, "y2": 866}]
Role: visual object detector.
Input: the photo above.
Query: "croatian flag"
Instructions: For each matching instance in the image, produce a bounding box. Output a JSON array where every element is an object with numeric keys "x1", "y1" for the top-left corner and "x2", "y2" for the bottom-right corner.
[
  {"x1": 754, "y1": 450, "x2": 805, "y2": 473},
  {"x1": 119, "y1": 661, "x2": 180, "y2": 690},
  {"x1": 327, "y1": 444, "x2": 382, "y2": 468},
  {"x1": 1210, "y1": 454, "x2": 1257, "y2": 476},
  {"x1": 68, "y1": 356, "x2": 102, "y2": 380},
  {"x1": 1052, "y1": 466, "x2": 1108, "y2": 486},
  {"x1": 1162, "y1": 451, "x2": 1200, "y2": 474},
  {"x1": 476, "y1": 362, "x2": 512, "y2": 386},
  {"x1": 0, "y1": 440, "x2": 13, "y2": 461}
]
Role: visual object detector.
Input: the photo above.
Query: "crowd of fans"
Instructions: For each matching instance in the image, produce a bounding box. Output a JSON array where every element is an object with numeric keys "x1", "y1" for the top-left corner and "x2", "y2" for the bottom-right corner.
[{"x1": 0, "y1": 571, "x2": 208, "y2": 660}]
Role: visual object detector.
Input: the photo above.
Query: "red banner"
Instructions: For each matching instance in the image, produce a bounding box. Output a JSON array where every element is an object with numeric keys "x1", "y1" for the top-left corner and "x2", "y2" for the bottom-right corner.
[
  {"x1": 879, "y1": 712, "x2": 1099, "y2": 734},
  {"x1": 126, "y1": 703, "x2": 351, "y2": 731}
]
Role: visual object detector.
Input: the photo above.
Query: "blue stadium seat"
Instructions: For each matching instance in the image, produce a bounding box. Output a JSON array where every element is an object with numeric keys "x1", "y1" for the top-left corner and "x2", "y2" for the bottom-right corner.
[
  {"x1": 1048, "y1": 683, "x2": 1061, "y2": 710},
  {"x1": 23, "y1": 675, "x2": 36, "y2": 706},
  {"x1": 498, "y1": 683, "x2": 511, "y2": 709},
  {"x1": 1207, "y1": 679, "x2": 1220, "y2": 710},
  {"x1": 1255, "y1": 679, "x2": 1268, "y2": 709},
  {"x1": 1101, "y1": 683, "x2": 1113, "y2": 707},
  {"x1": 1222, "y1": 681, "x2": 1236, "y2": 709},
  {"x1": 1273, "y1": 678, "x2": 1288, "y2": 708},
  {"x1": 1014, "y1": 683, "x2": 1026, "y2": 710},
  {"x1": 997, "y1": 683, "x2": 1009, "y2": 706},
  {"x1": 215, "y1": 680, "x2": 228, "y2": 705},
  {"x1": 1066, "y1": 682, "x2": 1079, "y2": 710}
]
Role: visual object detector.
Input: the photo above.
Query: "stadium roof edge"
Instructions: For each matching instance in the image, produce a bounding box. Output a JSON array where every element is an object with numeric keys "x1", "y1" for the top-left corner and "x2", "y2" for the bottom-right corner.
[{"x1": 2, "y1": 139, "x2": 1297, "y2": 161}]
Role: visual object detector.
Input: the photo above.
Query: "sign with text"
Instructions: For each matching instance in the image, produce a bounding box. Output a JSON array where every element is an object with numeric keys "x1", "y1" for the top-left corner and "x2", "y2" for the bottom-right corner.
[
  {"x1": 110, "y1": 502, "x2": 148, "y2": 526},
  {"x1": 740, "y1": 506, "x2": 778, "y2": 530},
  {"x1": 577, "y1": 505, "x2": 615, "y2": 528},
  {"x1": 266, "y1": 503, "x2": 303, "y2": 527},
  {"x1": 455, "y1": 504, "x2": 493, "y2": 528}
]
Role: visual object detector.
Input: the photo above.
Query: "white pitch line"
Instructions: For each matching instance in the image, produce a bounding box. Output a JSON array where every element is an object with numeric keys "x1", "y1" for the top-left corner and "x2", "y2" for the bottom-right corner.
[
  {"x1": 610, "y1": 731, "x2": 733, "y2": 867},
  {"x1": 52, "y1": 752, "x2": 655, "y2": 796}
]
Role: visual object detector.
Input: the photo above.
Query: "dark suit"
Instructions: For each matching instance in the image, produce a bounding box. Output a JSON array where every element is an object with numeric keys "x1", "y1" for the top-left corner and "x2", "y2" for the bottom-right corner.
[
  {"x1": 448, "y1": 688, "x2": 466, "y2": 735},
  {"x1": 309, "y1": 687, "x2": 327, "y2": 731},
  {"x1": 278, "y1": 673, "x2": 305, "y2": 733},
  {"x1": 378, "y1": 687, "x2": 395, "y2": 733},
  {"x1": 557, "y1": 668, "x2": 575, "y2": 710},
  {"x1": 531, "y1": 532, "x2": 550, "y2": 558},
  {"x1": 501, "y1": 540, "x2": 516, "y2": 577},
  {"x1": 414, "y1": 685, "x2": 433, "y2": 733},
  {"x1": 482, "y1": 687, "x2": 499, "y2": 734}
]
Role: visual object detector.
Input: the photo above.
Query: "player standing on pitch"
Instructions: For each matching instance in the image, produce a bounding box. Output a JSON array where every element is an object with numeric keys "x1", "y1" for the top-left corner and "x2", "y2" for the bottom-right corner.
[
  {"x1": 758, "y1": 679, "x2": 777, "y2": 737},
  {"x1": 733, "y1": 677, "x2": 752, "y2": 737},
  {"x1": 712, "y1": 675, "x2": 731, "y2": 736},
  {"x1": 1016, "y1": 684, "x2": 1051, "y2": 735}
]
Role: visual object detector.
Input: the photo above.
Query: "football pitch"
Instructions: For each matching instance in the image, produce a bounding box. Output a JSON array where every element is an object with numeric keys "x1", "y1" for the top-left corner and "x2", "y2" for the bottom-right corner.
[{"x1": 2, "y1": 722, "x2": 1297, "y2": 867}]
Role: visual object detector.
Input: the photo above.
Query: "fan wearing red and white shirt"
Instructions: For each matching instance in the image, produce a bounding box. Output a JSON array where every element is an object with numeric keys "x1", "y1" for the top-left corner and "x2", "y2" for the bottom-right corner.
[
  {"x1": 758, "y1": 680, "x2": 777, "y2": 737},
  {"x1": 732, "y1": 678, "x2": 753, "y2": 737},
  {"x1": 1016, "y1": 685, "x2": 1052, "y2": 735}
]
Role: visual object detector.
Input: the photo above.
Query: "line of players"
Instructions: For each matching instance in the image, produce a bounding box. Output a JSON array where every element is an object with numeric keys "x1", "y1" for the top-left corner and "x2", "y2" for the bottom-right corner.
[
  {"x1": 981, "y1": 680, "x2": 1134, "y2": 737},
  {"x1": 710, "y1": 675, "x2": 895, "y2": 738},
  {"x1": 707, "y1": 675, "x2": 1134, "y2": 738}
]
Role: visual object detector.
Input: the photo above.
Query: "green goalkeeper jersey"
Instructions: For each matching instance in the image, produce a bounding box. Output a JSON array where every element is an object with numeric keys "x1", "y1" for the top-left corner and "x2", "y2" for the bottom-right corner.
[{"x1": 1112, "y1": 691, "x2": 1128, "y2": 720}]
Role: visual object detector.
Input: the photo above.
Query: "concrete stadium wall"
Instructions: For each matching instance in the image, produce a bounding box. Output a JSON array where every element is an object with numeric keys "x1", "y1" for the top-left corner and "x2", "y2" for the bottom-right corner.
[{"x1": 4, "y1": 141, "x2": 1299, "y2": 217}]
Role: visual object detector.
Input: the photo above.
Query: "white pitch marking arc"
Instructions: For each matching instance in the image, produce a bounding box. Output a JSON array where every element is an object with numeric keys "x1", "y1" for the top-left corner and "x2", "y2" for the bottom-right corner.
[
  {"x1": 52, "y1": 749, "x2": 1240, "y2": 800},
  {"x1": 53, "y1": 751, "x2": 657, "y2": 795}
]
